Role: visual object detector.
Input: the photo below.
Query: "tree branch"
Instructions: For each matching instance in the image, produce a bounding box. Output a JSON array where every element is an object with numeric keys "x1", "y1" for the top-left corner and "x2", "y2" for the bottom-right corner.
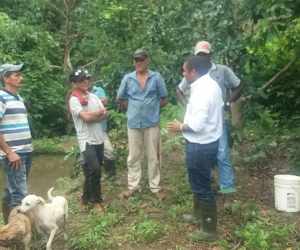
[
  {"x1": 71, "y1": 0, "x2": 78, "y2": 9},
  {"x1": 63, "y1": 0, "x2": 69, "y2": 10},
  {"x1": 260, "y1": 50, "x2": 300, "y2": 91},
  {"x1": 68, "y1": 28, "x2": 84, "y2": 45},
  {"x1": 81, "y1": 48, "x2": 105, "y2": 68},
  {"x1": 49, "y1": 3, "x2": 67, "y2": 19},
  {"x1": 49, "y1": 65, "x2": 62, "y2": 69}
]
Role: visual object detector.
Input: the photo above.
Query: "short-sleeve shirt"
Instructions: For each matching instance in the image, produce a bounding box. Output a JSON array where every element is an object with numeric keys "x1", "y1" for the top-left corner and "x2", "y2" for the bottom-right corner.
[
  {"x1": 0, "y1": 90, "x2": 33, "y2": 157},
  {"x1": 92, "y1": 86, "x2": 107, "y2": 133},
  {"x1": 178, "y1": 63, "x2": 240, "y2": 121},
  {"x1": 117, "y1": 69, "x2": 168, "y2": 129},
  {"x1": 69, "y1": 92, "x2": 104, "y2": 153}
]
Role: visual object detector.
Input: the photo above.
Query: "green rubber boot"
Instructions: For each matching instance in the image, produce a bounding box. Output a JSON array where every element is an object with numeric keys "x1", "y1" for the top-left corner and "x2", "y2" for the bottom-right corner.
[
  {"x1": 182, "y1": 193, "x2": 201, "y2": 223},
  {"x1": 187, "y1": 201, "x2": 218, "y2": 242}
]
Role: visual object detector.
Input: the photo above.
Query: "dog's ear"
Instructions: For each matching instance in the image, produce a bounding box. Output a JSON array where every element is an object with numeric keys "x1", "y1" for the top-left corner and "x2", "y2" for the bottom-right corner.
[{"x1": 36, "y1": 197, "x2": 45, "y2": 205}]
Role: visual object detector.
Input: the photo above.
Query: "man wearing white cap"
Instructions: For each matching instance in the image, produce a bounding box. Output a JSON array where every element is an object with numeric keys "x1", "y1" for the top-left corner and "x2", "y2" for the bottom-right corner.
[
  {"x1": 0, "y1": 63, "x2": 33, "y2": 224},
  {"x1": 176, "y1": 41, "x2": 244, "y2": 219}
]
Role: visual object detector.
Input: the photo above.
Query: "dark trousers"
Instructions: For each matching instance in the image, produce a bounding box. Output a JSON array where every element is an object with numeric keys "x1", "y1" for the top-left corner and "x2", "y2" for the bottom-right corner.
[
  {"x1": 82, "y1": 143, "x2": 104, "y2": 204},
  {"x1": 185, "y1": 140, "x2": 219, "y2": 204}
]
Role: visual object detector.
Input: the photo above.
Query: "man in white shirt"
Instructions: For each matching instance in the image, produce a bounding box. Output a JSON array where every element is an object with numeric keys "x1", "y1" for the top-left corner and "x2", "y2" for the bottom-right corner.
[
  {"x1": 167, "y1": 55, "x2": 222, "y2": 242},
  {"x1": 177, "y1": 41, "x2": 244, "y2": 212}
]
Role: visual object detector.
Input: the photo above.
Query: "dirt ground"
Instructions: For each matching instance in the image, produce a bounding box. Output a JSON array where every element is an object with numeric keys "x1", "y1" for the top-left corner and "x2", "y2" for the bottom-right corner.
[
  {"x1": 46, "y1": 143, "x2": 300, "y2": 250},
  {"x1": 1, "y1": 140, "x2": 298, "y2": 250}
]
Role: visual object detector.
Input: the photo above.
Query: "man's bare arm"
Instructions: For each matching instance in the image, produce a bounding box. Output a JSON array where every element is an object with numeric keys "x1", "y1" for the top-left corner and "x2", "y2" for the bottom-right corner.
[
  {"x1": 79, "y1": 107, "x2": 107, "y2": 122},
  {"x1": 228, "y1": 82, "x2": 244, "y2": 103},
  {"x1": 176, "y1": 86, "x2": 187, "y2": 109},
  {"x1": 116, "y1": 98, "x2": 128, "y2": 110},
  {"x1": 95, "y1": 109, "x2": 109, "y2": 122},
  {"x1": 160, "y1": 97, "x2": 168, "y2": 108},
  {"x1": 0, "y1": 133, "x2": 21, "y2": 170}
]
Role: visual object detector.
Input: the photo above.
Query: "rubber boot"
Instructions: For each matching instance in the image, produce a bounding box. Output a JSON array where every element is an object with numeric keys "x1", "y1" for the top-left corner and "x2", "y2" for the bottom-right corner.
[
  {"x1": 104, "y1": 160, "x2": 123, "y2": 186},
  {"x1": 182, "y1": 193, "x2": 201, "y2": 223},
  {"x1": 187, "y1": 201, "x2": 218, "y2": 242},
  {"x1": 2, "y1": 198, "x2": 11, "y2": 225}
]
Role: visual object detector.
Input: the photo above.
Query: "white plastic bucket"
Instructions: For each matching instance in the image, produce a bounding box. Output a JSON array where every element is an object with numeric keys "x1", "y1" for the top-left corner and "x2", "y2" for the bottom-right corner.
[{"x1": 274, "y1": 175, "x2": 300, "y2": 212}]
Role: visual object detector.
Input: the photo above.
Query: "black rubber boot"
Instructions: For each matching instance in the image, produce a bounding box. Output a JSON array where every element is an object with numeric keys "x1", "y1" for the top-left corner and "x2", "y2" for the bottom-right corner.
[
  {"x1": 187, "y1": 201, "x2": 218, "y2": 242},
  {"x1": 104, "y1": 160, "x2": 123, "y2": 186},
  {"x1": 182, "y1": 193, "x2": 201, "y2": 223},
  {"x1": 2, "y1": 198, "x2": 11, "y2": 225}
]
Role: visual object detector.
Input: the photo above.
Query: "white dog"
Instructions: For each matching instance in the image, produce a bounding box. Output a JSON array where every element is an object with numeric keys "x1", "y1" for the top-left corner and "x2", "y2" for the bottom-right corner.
[{"x1": 18, "y1": 187, "x2": 68, "y2": 250}]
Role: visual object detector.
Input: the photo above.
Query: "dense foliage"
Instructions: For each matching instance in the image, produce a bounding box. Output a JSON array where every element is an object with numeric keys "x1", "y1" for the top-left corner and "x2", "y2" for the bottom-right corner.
[{"x1": 0, "y1": 0, "x2": 299, "y2": 137}]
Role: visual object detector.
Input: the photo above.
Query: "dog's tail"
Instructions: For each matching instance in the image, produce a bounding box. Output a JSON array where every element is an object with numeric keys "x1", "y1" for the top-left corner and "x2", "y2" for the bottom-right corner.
[{"x1": 47, "y1": 187, "x2": 55, "y2": 201}]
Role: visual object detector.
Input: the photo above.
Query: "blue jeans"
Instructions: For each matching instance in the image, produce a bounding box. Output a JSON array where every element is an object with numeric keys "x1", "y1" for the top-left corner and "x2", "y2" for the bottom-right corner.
[
  {"x1": 2, "y1": 153, "x2": 32, "y2": 207},
  {"x1": 185, "y1": 140, "x2": 219, "y2": 204},
  {"x1": 217, "y1": 123, "x2": 234, "y2": 189}
]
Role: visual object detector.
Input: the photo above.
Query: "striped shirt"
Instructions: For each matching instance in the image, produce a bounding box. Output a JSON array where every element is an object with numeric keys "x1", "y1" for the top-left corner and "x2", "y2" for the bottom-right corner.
[{"x1": 0, "y1": 90, "x2": 33, "y2": 157}]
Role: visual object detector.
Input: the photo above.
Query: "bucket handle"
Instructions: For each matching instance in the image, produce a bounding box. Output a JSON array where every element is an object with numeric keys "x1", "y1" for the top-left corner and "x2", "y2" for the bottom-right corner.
[{"x1": 290, "y1": 185, "x2": 300, "y2": 194}]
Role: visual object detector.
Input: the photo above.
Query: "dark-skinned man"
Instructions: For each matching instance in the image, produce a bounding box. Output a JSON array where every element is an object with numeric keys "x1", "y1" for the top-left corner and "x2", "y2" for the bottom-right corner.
[
  {"x1": 176, "y1": 41, "x2": 244, "y2": 216},
  {"x1": 167, "y1": 55, "x2": 223, "y2": 242}
]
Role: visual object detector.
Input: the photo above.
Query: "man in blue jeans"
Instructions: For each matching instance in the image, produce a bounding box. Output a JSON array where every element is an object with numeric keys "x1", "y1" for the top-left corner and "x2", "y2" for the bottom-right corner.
[
  {"x1": 0, "y1": 63, "x2": 33, "y2": 224},
  {"x1": 167, "y1": 55, "x2": 223, "y2": 242},
  {"x1": 176, "y1": 41, "x2": 244, "y2": 212}
]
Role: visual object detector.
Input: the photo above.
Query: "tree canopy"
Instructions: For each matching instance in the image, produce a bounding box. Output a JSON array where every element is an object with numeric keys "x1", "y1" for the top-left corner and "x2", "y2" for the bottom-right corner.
[{"x1": 0, "y1": 0, "x2": 299, "y2": 137}]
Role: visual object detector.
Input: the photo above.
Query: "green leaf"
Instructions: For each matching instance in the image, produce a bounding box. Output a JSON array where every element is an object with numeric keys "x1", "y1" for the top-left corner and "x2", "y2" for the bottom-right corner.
[
  {"x1": 219, "y1": 188, "x2": 237, "y2": 194},
  {"x1": 231, "y1": 201, "x2": 242, "y2": 213}
]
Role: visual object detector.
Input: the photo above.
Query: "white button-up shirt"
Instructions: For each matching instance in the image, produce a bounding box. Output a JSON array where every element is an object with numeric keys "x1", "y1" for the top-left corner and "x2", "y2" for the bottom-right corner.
[{"x1": 182, "y1": 74, "x2": 223, "y2": 144}]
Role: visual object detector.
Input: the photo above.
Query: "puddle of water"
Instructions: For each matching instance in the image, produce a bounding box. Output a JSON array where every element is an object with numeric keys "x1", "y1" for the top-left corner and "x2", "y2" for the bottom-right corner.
[{"x1": 0, "y1": 154, "x2": 74, "y2": 212}]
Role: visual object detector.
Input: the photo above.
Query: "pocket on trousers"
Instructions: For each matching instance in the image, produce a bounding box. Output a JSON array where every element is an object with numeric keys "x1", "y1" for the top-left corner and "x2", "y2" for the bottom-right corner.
[{"x1": 1, "y1": 158, "x2": 10, "y2": 172}]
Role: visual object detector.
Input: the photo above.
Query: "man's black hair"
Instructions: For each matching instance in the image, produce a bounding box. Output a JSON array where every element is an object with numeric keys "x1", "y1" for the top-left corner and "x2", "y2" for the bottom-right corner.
[
  {"x1": 1, "y1": 71, "x2": 13, "y2": 87},
  {"x1": 185, "y1": 55, "x2": 210, "y2": 76}
]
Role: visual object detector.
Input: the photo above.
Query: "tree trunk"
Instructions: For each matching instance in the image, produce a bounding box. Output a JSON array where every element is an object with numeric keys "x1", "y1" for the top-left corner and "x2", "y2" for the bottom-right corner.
[{"x1": 231, "y1": 96, "x2": 246, "y2": 141}]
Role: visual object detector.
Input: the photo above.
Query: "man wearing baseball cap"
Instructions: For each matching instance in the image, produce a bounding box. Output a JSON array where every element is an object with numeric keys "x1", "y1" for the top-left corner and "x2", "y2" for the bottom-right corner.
[
  {"x1": 176, "y1": 41, "x2": 244, "y2": 220},
  {"x1": 0, "y1": 63, "x2": 33, "y2": 224},
  {"x1": 68, "y1": 69, "x2": 108, "y2": 216},
  {"x1": 85, "y1": 71, "x2": 123, "y2": 186},
  {"x1": 116, "y1": 49, "x2": 168, "y2": 199}
]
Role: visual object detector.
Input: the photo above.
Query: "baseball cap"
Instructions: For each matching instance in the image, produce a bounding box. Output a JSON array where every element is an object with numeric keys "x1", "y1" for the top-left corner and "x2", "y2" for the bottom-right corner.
[
  {"x1": 84, "y1": 70, "x2": 92, "y2": 78},
  {"x1": 69, "y1": 69, "x2": 87, "y2": 83},
  {"x1": 133, "y1": 49, "x2": 149, "y2": 59},
  {"x1": 194, "y1": 41, "x2": 212, "y2": 55},
  {"x1": 0, "y1": 63, "x2": 26, "y2": 79}
]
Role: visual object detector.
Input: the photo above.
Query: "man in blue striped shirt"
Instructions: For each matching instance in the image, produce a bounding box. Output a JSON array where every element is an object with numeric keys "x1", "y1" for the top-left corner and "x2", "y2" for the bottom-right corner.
[{"x1": 0, "y1": 63, "x2": 33, "y2": 224}]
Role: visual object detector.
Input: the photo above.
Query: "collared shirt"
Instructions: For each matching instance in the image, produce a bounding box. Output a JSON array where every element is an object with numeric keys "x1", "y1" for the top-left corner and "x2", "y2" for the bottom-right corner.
[
  {"x1": 69, "y1": 92, "x2": 104, "y2": 153},
  {"x1": 178, "y1": 63, "x2": 240, "y2": 121},
  {"x1": 117, "y1": 69, "x2": 168, "y2": 129},
  {"x1": 92, "y1": 86, "x2": 107, "y2": 133},
  {"x1": 0, "y1": 90, "x2": 33, "y2": 157},
  {"x1": 182, "y1": 74, "x2": 223, "y2": 144}
]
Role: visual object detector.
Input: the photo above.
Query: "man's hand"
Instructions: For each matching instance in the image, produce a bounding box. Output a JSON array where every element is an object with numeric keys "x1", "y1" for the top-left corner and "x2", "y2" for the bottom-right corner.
[
  {"x1": 7, "y1": 152, "x2": 22, "y2": 170},
  {"x1": 100, "y1": 97, "x2": 108, "y2": 107},
  {"x1": 224, "y1": 102, "x2": 230, "y2": 112},
  {"x1": 167, "y1": 119, "x2": 182, "y2": 133}
]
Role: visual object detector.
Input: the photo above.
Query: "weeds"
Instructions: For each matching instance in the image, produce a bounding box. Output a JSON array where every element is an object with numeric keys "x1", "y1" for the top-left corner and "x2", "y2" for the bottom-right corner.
[
  {"x1": 67, "y1": 212, "x2": 119, "y2": 249},
  {"x1": 235, "y1": 221, "x2": 294, "y2": 250},
  {"x1": 129, "y1": 219, "x2": 165, "y2": 243}
]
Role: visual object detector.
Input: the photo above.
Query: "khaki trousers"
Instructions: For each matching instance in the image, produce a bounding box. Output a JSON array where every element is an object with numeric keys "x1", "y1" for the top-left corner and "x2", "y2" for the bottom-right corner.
[
  {"x1": 127, "y1": 126, "x2": 161, "y2": 193},
  {"x1": 103, "y1": 132, "x2": 115, "y2": 160}
]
